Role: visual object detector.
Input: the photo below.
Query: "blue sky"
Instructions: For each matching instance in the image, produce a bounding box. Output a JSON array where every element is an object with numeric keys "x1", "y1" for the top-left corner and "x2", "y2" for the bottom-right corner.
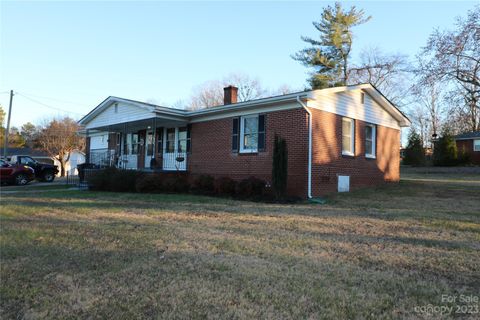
[{"x1": 0, "y1": 1, "x2": 477, "y2": 128}]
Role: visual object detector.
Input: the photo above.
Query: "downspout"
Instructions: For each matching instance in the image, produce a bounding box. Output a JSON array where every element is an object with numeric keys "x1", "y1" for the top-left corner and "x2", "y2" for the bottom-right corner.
[{"x1": 296, "y1": 96, "x2": 312, "y2": 199}]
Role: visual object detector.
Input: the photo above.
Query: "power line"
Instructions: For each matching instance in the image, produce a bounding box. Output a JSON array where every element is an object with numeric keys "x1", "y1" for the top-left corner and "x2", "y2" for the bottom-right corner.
[
  {"x1": 16, "y1": 91, "x2": 90, "y2": 107},
  {"x1": 15, "y1": 92, "x2": 85, "y2": 116}
]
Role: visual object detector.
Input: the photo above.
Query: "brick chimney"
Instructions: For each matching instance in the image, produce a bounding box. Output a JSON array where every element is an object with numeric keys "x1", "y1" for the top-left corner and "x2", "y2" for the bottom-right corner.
[{"x1": 223, "y1": 85, "x2": 238, "y2": 105}]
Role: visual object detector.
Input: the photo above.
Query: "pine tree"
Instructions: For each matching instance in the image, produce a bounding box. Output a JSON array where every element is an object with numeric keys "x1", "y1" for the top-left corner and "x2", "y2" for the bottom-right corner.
[
  {"x1": 403, "y1": 130, "x2": 425, "y2": 166},
  {"x1": 433, "y1": 129, "x2": 458, "y2": 166},
  {"x1": 292, "y1": 2, "x2": 371, "y2": 89}
]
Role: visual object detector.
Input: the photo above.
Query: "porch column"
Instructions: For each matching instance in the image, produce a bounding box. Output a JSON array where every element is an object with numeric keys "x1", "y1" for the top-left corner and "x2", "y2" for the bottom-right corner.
[
  {"x1": 85, "y1": 129, "x2": 90, "y2": 163},
  {"x1": 123, "y1": 122, "x2": 127, "y2": 169}
]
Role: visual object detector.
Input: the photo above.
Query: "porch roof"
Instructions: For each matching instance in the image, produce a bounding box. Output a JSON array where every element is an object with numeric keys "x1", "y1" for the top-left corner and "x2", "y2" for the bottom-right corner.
[{"x1": 78, "y1": 117, "x2": 188, "y2": 136}]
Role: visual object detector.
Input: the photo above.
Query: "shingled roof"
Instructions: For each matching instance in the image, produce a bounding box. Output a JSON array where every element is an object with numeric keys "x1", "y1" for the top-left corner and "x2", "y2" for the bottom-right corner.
[{"x1": 454, "y1": 131, "x2": 480, "y2": 140}]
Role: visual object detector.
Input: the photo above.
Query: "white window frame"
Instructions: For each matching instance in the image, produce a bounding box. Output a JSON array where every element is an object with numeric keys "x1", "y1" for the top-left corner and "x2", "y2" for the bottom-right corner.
[
  {"x1": 342, "y1": 117, "x2": 355, "y2": 156},
  {"x1": 365, "y1": 124, "x2": 376, "y2": 159},
  {"x1": 474, "y1": 139, "x2": 480, "y2": 152},
  {"x1": 240, "y1": 114, "x2": 259, "y2": 153}
]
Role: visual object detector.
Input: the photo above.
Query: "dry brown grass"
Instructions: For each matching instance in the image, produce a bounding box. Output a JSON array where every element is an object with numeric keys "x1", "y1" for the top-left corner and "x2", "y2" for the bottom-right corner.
[{"x1": 1, "y1": 173, "x2": 479, "y2": 319}]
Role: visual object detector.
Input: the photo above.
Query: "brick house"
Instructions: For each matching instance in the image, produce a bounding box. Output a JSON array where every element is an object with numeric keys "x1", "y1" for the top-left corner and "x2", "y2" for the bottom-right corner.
[
  {"x1": 454, "y1": 131, "x2": 480, "y2": 165},
  {"x1": 78, "y1": 83, "x2": 410, "y2": 198}
]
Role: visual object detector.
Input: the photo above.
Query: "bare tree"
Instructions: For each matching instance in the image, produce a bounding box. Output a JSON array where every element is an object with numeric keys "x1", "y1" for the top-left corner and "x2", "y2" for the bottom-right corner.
[
  {"x1": 409, "y1": 106, "x2": 430, "y2": 148},
  {"x1": 348, "y1": 47, "x2": 412, "y2": 104},
  {"x1": 418, "y1": 6, "x2": 480, "y2": 131},
  {"x1": 37, "y1": 117, "x2": 84, "y2": 176},
  {"x1": 410, "y1": 81, "x2": 444, "y2": 146},
  {"x1": 225, "y1": 73, "x2": 267, "y2": 102},
  {"x1": 188, "y1": 73, "x2": 268, "y2": 110},
  {"x1": 189, "y1": 79, "x2": 225, "y2": 110}
]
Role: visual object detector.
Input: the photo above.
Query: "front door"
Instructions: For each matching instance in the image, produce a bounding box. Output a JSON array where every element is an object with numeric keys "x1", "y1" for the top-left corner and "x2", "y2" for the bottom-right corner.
[
  {"x1": 120, "y1": 133, "x2": 138, "y2": 169},
  {"x1": 145, "y1": 130, "x2": 154, "y2": 168},
  {"x1": 162, "y1": 127, "x2": 187, "y2": 171}
]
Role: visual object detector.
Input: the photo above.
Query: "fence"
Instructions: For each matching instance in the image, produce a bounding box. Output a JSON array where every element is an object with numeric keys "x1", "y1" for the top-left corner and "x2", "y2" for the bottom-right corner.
[
  {"x1": 65, "y1": 172, "x2": 80, "y2": 186},
  {"x1": 65, "y1": 167, "x2": 103, "y2": 189}
]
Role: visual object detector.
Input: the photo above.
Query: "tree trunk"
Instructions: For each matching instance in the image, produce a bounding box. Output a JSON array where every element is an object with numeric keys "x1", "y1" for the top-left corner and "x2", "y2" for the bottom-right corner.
[{"x1": 57, "y1": 156, "x2": 66, "y2": 177}]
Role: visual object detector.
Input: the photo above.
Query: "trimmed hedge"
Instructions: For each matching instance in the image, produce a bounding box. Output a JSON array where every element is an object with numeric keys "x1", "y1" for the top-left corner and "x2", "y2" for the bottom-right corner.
[
  {"x1": 215, "y1": 177, "x2": 237, "y2": 196},
  {"x1": 87, "y1": 169, "x2": 282, "y2": 202},
  {"x1": 89, "y1": 168, "x2": 142, "y2": 193},
  {"x1": 192, "y1": 175, "x2": 215, "y2": 195},
  {"x1": 236, "y1": 176, "x2": 266, "y2": 198}
]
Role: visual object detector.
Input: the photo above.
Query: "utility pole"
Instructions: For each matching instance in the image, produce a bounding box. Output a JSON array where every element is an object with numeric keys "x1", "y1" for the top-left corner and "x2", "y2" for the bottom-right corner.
[{"x1": 3, "y1": 90, "x2": 14, "y2": 159}]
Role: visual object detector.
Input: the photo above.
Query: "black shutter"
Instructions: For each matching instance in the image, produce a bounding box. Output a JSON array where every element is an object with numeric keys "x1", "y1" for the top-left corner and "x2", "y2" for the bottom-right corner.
[
  {"x1": 232, "y1": 118, "x2": 239, "y2": 152},
  {"x1": 258, "y1": 114, "x2": 266, "y2": 152},
  {"x1": 186, "y1": 124, "x2": 192, "y2": 153}
]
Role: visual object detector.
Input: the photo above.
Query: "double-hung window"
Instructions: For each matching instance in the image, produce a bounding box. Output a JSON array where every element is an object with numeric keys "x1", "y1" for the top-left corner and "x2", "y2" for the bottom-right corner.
[
  {"x1": 131, "y1": 133, "x2": 139, "y2": 155},
  {"x1": 232, "y1": 114, "x2": 266, "y2": 153},
  {"x1": 165, "y1": 128, "x2": 175, "y2": 153},
  {"x1": 177, "y1": 127, "x2": 188, "y2": 153},
  {"x1": 342, "y1": 117, "x2": 355, "y2": 156},
  {"x1": 240, "y1": 115, "x2": 259, "y2": 153},
  {"x1": 365, "y1": 124, "x2": 376, "y2": 158}
]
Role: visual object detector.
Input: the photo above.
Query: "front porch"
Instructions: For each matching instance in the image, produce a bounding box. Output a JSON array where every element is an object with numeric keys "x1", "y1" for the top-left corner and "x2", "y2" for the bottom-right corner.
[{"x1": 85, "y1": 118, "x2": 191, "y2": 171}]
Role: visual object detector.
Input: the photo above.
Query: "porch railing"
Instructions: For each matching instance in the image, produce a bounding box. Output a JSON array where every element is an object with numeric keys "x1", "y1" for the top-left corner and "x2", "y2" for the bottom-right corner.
[
  {"x1": 89, "y1": 149, "x2": 116, "y2": 167},
  {"x1": 87, "y1": 149, "x2": 188, "y2": 171}
]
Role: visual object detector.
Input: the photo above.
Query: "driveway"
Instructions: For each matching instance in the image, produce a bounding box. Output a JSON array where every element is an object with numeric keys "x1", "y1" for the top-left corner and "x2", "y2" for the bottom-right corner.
[{"x1": 0, "y1": 177, "x2": 77, "y2": 193}]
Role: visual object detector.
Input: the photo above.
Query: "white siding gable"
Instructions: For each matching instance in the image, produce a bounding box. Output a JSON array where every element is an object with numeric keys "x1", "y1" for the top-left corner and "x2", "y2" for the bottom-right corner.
[
  {"x1": 85, "y1": 102, "x2": 154, "y2": 129},
  {"x1": 308, "y1": 89, "x2": 401, "y2": 129}
]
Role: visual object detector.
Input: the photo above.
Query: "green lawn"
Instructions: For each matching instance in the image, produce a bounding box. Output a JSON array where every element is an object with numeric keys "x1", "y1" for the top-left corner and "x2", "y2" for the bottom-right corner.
[{"x1": 1, "y1": 174, "x2": 479, "y2": 319}]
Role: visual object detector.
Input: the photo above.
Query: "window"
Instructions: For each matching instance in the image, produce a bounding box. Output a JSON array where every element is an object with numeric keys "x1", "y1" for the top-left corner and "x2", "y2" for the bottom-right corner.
[
  {"x1": 474, "y1": 139, "x2": 480, "y2": 152},
  {"x1": 178, "y1": 127, "x2": 187, "y2": 152},
  {"x1": 240, "y1": 115, "x2": 259, "y2": 152},
  {"x1": 361, "y1": 92, "x2": 365, "y2": 104},
  {"x1": 166, "y1": 128, "x2": 175, "y2": 153},
  {"x1": 114, "y1": 103, "x2": 118, "y2": 113},
  {"x1": 146, "y1": 131, "x2": 154, "y2": 156},
  {"x1": 342, "y1": 118, "x2": 355, "y2": 156},
  {"x1": 365, "y1": 124, "x2": 376, "y2": 158},
  {"x1": 131, "y1": 133, "x2": 139, "y2": 155},
  {"x1": 20, "y1": 156, "x2": 36, "y2": 166}
]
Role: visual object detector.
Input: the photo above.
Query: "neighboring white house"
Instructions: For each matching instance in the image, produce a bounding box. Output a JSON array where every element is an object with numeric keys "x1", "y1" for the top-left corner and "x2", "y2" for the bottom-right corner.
[{"x1": 61, "y1": 150, "x2": 86, "y2": 175}]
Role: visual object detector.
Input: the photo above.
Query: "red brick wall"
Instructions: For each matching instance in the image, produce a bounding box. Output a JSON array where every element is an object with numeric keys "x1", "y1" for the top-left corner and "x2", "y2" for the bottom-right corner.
[
  {"x1": 310, "y1": 108, "x2": 400, "y2": 196},
  {"x1": 188, "y1": 108, "x2": 309, "y2": 198},
  {"x1": 456, "y1": 139, "x2": 480, "y2": 165}
]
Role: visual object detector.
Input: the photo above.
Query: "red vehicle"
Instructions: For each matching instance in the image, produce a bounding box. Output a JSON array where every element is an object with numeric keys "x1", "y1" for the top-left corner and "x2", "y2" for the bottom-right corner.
[{"x1": 0, "y1": 159, "x2": 35, "y2": 185}]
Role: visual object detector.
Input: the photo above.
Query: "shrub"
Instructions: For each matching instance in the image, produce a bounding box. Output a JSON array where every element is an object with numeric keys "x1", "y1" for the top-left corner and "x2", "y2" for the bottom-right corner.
[
  {"x1": 162, "y1": 174, "x2": 190, "y2": 193},
  {"x1": 88, "y1": 167, "x2": 114, "y2": 191},
  {"x1": 215, "y1": 177, "x2": 237, "y2": 196},
  {"x1": 110, "y1": 169, "x2": 141, "y2": 192},
  {"x1": 192, "y1": 175, "x2": 215, "y2": 194},
  {"x1": 403, "y1": 130, "x2": 425, "y2": 166},
  {"x1": 135, "y1": 174, "x2": 163, "y2": 193},
  {"x1": 433, "y1": 130, "x2": 458, "y2": 166},
  {"x1": 89, "y1": 167, "x2": 141, "y2": 192},
  {"x1": 236, "y1": 176, "x2": 266, "y2": 198},
  {"x1": 272, "y1": 135, "x2": 288, "y2": 199}
]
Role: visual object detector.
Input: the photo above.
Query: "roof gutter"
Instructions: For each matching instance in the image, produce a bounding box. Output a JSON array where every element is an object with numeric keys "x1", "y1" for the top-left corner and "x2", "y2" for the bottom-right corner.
[{"x1": 296, "y1": 96, "x2": 312, "y2": 199}]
